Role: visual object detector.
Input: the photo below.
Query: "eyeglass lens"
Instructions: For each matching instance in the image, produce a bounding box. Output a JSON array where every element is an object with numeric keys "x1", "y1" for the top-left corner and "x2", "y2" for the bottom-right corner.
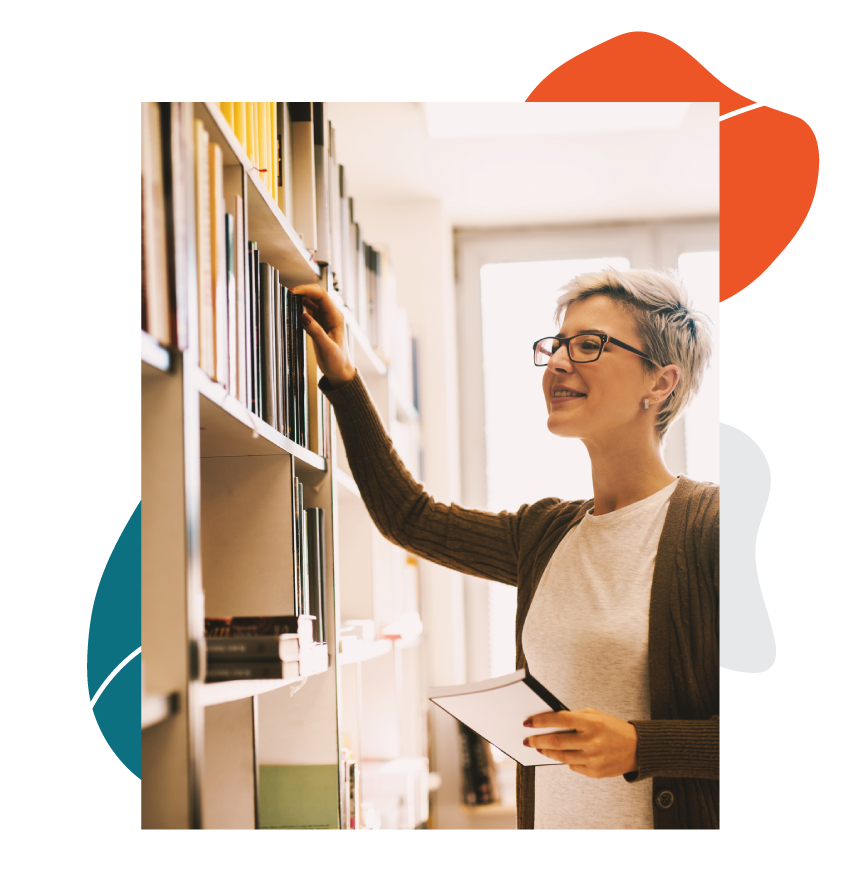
[{"x1": 534, "y1": 334, "x2": 603, "y2": 365}]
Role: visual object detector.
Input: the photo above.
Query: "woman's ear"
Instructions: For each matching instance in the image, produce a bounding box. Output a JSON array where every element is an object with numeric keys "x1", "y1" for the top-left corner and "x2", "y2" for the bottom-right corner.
[{"x1": 649, "y1": 364, "x2": 680, "y2": 404}]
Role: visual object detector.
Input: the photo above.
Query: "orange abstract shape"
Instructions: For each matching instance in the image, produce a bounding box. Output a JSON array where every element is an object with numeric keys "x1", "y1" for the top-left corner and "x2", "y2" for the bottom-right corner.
[{"x1": 527, "y1": 32, "x2": 820, "y2": 301}]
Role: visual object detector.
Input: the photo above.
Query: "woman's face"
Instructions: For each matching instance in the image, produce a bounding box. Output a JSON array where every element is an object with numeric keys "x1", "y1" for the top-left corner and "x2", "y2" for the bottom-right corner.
[{"x1": 542, "y1": 294, "x2": 654, "y2": 445}]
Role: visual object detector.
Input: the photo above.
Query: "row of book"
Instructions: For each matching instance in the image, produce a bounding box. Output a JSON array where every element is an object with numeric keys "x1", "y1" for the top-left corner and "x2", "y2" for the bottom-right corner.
[
  {"x1": 217, "y1": 101, "x2": 398, "y2": 362},
  {"x1": 204, "y1": 614, "x2": 327, "y2": 682}
]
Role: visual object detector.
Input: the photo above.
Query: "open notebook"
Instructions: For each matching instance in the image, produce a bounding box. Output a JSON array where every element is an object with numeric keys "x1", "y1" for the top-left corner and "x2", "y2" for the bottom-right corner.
[{"x1": 429, "y1": 668, "x2": 570, "y2": 767}]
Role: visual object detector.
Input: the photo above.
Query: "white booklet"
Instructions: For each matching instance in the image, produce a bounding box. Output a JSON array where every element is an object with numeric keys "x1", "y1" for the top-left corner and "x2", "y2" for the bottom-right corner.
[{"x1": 429, "y1": 668, "x2": 570, "y2": 767}]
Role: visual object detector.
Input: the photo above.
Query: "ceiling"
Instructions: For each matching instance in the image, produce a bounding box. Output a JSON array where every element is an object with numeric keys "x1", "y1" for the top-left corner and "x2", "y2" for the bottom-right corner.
[{"x1": 326, "y1": 102, "x2": 719, "y2": 228}]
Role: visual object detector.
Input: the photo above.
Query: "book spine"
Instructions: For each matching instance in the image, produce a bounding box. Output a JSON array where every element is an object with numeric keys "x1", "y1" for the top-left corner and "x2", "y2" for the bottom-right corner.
[
  {"x1": 289, "y1": 102, "x2": 318, "y2": 252},
  {"x1": 206, "y1": 661, "x2": 298, "y2": 681},
  {"x1": 193, "y1": 121, "x2": 215, "y2": 378},
  {"x1": 259, "y1": 262, "x2": 276, "y2": 426},
  {"x1": 233, "y1": 102, "x2": 247, "y2": 148},
  {"x1": 234, "y1": 195, "x2": 247, "y2": 406},
  {"x1": 141, "y1": 102, "x2": 170, "y2": 346},
  {"x1": 299, "y1": 480, "x2": 309, "y2": 617},
  {"x1": 251, "y1": 242, "x2": 262, "y2": 415},
  {"x1": 306, "y1": 507, "x2": 326, "y2": 643},
  {"x1": 209, "y1": 140, "x2": 228, "y2": 385},
  {"x1": 225, "y1": 213, "x2": 238, "y2": 394},
  {"x1": 275, "y1": 277, "x2": 285, "y2": 434},
  {"x1": 313, "y1": 102, "x2": 332, "y2": 263},
  {"x1": 160, "y1": 102, "x2": 189, "y2": 350},
  {"x1": 292, "y1": 476, "x2": 303, "y2": 614},
  {"x1": 206, "y1": 635, "x2": 300, "y2": 662},
  {"x1": 281, "y1": 287, "x2": 291, "y2": 439}
]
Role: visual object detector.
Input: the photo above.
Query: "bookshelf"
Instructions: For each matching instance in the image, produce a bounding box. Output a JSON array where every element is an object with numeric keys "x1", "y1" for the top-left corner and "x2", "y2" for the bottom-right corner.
[{"x1": 141, "y1": 102, "x2": 428, "y2": 829}]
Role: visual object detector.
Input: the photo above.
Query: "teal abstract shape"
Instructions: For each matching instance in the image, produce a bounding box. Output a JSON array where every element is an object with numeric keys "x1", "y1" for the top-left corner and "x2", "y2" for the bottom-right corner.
[
  {"x1": 87, "y1": 501, "x2": 141, "y2": 777},
  {"x1": 720, "y1": 425, "x2": 775, "y2": 671}
]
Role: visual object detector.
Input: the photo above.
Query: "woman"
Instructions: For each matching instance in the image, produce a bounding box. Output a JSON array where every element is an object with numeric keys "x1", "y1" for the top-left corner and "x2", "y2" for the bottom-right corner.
[{"x1": 293, "y1": 267, "x2": 718, "y2": 830}]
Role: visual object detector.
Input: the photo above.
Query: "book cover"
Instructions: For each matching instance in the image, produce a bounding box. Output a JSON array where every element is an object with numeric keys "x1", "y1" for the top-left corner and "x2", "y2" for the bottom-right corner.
[
  {"x1": 274, "y1": 276, "x2": 285, "y2": 435},
  {"x1": 224, "y1": 212, "x2": 237, "y2": 394},
  {"x1": 289, "y1": 102, "x2": 318, "y2": 252},
  {"x1": 280, "y1": 286, "x2": 291, "y2": 439},
  {"x1": 299, "y1": 297, "x2": 310, "y2": 451},
  {"x1": 429, "y1": 668, "x2": 570, "y2": 767},
  {"x1": 225, "y1": 193, "x2": 247, "y2": 406},
  {"x1": 299, "y1": 480, "x2": 310, "y2": 616},
  {"x1": 206, "y1": 635, "x2": 301, "y2": 662},
  {"x1": 141, "y1": 102, "x2": 170, "y2": 346},
  {"x1": 313, "y1": 102, "x2": 332, "y2": 264},
  {"x1": 193, "y1": 120, "x2": 215, "y2": 378},
  {"x1": 306, "y1": 507, "x2": 326, "y2": 643},
  {"x1": 209, "y1": 141, "x2": 228, "y2": 387},
  {"x1": 205, "y1": 615, "x2": 313, "y2": 639},
  {"x1": 328, "y1": 123, "x2": 343, "y2": 292},
  {"x1": 246, "y1": 242, "x2": 257, "y2": 414},
  {"x1": 306, "y1": 335, "x2": 322, "y2": 456},
  {"x1": 338, "y1": 165, "x2": 351, "y2": 307},
  {"x1": 276, "y1": 102, "x2": 294, "y2": 223},
  {"x1": 206, "y1": 660, "x2": 299, "y2": 682},
  {"x1": 292, "y1": 477, "x2": 303, "y2": 615},
  {"x1": 258, "y1": 765, "x2": 339, "y2": 830},
  {"x1": 259, "y1": 262, "x2": 277, "y2": 427}
]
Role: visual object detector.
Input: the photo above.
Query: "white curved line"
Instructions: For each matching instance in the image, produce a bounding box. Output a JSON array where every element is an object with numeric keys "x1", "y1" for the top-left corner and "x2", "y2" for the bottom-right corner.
[
  {"x1": 720, "y1": 84, "x2": 850, "y2": 121},
  {"x1": 720, "y1": 681, "x2": 850, "y2": 804},
  {"x1": 62, "y1": 647, "x2": 142, "y2": 891}
]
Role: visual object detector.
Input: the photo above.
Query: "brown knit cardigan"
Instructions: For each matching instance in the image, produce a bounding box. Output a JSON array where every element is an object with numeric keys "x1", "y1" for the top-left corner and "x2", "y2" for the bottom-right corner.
[{"x1": 320, "y1": 372, "x2": 719, "y2": 830}]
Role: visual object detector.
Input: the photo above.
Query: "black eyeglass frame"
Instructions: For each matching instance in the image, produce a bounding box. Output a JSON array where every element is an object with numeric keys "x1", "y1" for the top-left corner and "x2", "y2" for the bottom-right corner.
[{"x1": 532, "y1": 333, "x2": 653, "y2": 366}]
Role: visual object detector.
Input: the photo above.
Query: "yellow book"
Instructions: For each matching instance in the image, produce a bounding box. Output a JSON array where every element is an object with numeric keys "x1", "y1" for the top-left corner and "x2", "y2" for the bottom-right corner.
[
  {"x1": 219, "y1": 102, "x2": 234, "y2": 130},
  {"x1": 246, "y1": 102, "x2": 255, "y2": 167},
  {"x1": 194, "y1": 121, "x2": 215, "y2": 377},
  {"x1": 209, "y1": 141, "x2": 228, "y2": 387},
  {"x1": 234, "y1": 102, "x2": 247, "y2": 151},
  {"x1": 269, "y1": 102, "x2": 277, "y2": 203},
  {"x1": 258, "y1": 101, "x2": 269, "y2": 192}
]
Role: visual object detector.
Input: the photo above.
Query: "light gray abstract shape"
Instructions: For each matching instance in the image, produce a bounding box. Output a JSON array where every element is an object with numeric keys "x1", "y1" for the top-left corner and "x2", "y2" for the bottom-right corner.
[{"x1": 720, "y1": 423, "x2": 775, "y2": 672}]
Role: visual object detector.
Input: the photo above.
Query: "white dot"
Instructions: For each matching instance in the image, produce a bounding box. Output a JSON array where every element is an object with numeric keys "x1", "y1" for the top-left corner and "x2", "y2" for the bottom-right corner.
[{"x1": 30, "y1": 102, "x2": 65, "y2": 136}]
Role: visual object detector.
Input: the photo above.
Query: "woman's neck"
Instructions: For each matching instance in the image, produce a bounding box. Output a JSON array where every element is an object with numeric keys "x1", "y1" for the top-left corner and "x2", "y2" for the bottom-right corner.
[{"x1": 584, "y1": 435, "x2": 677, "y2": 516}]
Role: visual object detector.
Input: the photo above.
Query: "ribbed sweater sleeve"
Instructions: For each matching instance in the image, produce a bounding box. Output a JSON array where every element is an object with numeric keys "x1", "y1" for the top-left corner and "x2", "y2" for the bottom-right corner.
[
  {"x1": 319, "y1": 372, "x2": 521, "y2": 586},
  {"x1": 627, "y1": 716, "x2": 719, "y2": 781}
]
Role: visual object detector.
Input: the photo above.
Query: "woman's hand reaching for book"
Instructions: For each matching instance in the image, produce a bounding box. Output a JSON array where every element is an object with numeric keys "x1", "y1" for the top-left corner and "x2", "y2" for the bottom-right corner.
[
  {"x1": 522, "y1": 707, "x2": 639, "y2": 778},
  {"x1": 290, "y1": 284, "x2": 356, "y2": 388}
]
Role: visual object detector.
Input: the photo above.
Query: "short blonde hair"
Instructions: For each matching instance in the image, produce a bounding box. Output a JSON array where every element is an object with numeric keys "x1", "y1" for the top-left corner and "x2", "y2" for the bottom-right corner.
[{"x1": 555, "y1": 267, "x2": 713, "y2": 441}]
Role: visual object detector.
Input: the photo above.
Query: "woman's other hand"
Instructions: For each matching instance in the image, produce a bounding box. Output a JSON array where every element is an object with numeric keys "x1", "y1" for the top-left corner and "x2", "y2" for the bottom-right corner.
[
  {"x1": 290, "y1": 284, "x2": 356, "y2": 388},
  {"x1": 522, "y1": 707, "x2": 638, "y2": 778}
]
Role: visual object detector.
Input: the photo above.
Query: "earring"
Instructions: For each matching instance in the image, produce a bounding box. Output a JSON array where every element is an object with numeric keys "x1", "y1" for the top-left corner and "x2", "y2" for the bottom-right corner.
[{"x1": 643, "y1": 398, "x2": 649, "y2": 410}]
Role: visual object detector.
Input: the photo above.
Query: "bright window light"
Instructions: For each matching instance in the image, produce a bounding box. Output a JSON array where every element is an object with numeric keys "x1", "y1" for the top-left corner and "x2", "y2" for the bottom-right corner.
[
  {"x1": 422, "y1": 103, "x2": 692, "y2": 139},
  {"x1": 677, "y1": 252, "x2": 719, "y2": 484},
  {"x1": 479, "y1": 257, "x2": 630, "y2": 676}
]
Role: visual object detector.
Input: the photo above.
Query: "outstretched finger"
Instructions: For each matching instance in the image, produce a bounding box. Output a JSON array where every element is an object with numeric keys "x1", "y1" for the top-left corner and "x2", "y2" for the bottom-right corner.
[{"x1": 523, "y1": 710, "x2": 582, "y2": 731}]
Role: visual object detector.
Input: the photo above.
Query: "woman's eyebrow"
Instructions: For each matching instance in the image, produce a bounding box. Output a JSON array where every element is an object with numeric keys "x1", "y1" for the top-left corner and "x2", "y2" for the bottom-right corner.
[{"x1": 559, "y1": 327, "x2": 609, "y2": 336}]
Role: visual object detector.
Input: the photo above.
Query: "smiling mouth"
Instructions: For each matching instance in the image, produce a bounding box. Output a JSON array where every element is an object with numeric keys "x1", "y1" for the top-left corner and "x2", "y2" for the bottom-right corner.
[{"x1": 552, "y1": 389, "x2": 586, "y2": 398}]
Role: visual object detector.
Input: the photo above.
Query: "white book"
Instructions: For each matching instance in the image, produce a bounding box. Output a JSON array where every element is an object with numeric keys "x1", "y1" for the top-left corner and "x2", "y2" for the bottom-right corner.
[{"x1": 429, "y1": 668, "x2": 569, "y2": 767}]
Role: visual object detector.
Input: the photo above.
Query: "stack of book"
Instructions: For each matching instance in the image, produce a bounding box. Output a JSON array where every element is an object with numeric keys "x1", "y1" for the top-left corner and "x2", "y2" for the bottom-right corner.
[{"x1": 204, "y1": 615, "x2": 327, "y2": 682}]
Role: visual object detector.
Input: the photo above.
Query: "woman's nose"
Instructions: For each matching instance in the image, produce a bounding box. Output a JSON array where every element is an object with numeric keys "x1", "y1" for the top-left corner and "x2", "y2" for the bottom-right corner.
[{"x1": 549, "y1": 343, "x2": 574, "y2": 370}]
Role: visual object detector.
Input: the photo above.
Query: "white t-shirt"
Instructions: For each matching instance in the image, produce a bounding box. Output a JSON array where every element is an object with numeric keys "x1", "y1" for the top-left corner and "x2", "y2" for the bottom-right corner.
[{"x1": 521, "y1": 478, "x2": 679, "y2": 829}]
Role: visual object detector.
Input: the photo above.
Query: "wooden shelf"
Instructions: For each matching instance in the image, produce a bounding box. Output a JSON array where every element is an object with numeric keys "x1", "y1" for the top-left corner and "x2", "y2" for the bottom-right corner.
[
  {"x1": 195, "y1": 367, "x2": 326, "y2": 470},
  {"x1": 337, "y1": 638, "x2": 392, "y2": 665},
  {"x1": 141, "y1": 330, "x2": 172, "y2": 374},
  {"x1": 142, "y1": 691, "x2": 179, "y2": 730}
]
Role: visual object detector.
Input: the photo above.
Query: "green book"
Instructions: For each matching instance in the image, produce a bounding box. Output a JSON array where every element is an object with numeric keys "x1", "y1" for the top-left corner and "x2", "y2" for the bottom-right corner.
[{"x1": 258, "y1": 765, "x2": 339, "y2": 829}]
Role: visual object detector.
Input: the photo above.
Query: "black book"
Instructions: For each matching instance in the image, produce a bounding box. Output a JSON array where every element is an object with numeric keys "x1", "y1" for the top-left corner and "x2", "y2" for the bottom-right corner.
[
  {"x1": 274, "y1": 277, "x2": 285, "y2": 435},
  {"x1": 287, "y1": 287, "x2": 299, "y2": 443},
  {"x1": 207, "y1": 635, "x2": 300, "y2": 662},
  {"x1": 280, "y1": 286, "x2": 291, "y2": 438},
  {"x1": 299, "y1": 294, "x2": 310, "y2": 450},
  {"x1": 206, "y1": 660, "x2": 300, "y2": 682},
  {"x1": 259, "y1": 262, "x2": 277, "y2": 427},
  {"x1": 206, "y1": 615, "x2": 304, "y2": 637},
  {"x1": 306, "y1": 507, "x2": 326, "y2": 643}
]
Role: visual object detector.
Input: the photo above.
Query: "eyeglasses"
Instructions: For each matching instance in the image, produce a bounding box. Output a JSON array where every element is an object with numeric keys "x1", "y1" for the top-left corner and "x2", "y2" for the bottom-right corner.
[{"x1": 532, "y1": 333, "x2": 652, "y2": 366}]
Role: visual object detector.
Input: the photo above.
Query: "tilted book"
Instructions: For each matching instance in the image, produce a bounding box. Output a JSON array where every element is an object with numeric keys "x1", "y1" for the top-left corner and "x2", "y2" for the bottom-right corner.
[{"x1": 429, "y1": 668, "x2": 570, "y2": 767}]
